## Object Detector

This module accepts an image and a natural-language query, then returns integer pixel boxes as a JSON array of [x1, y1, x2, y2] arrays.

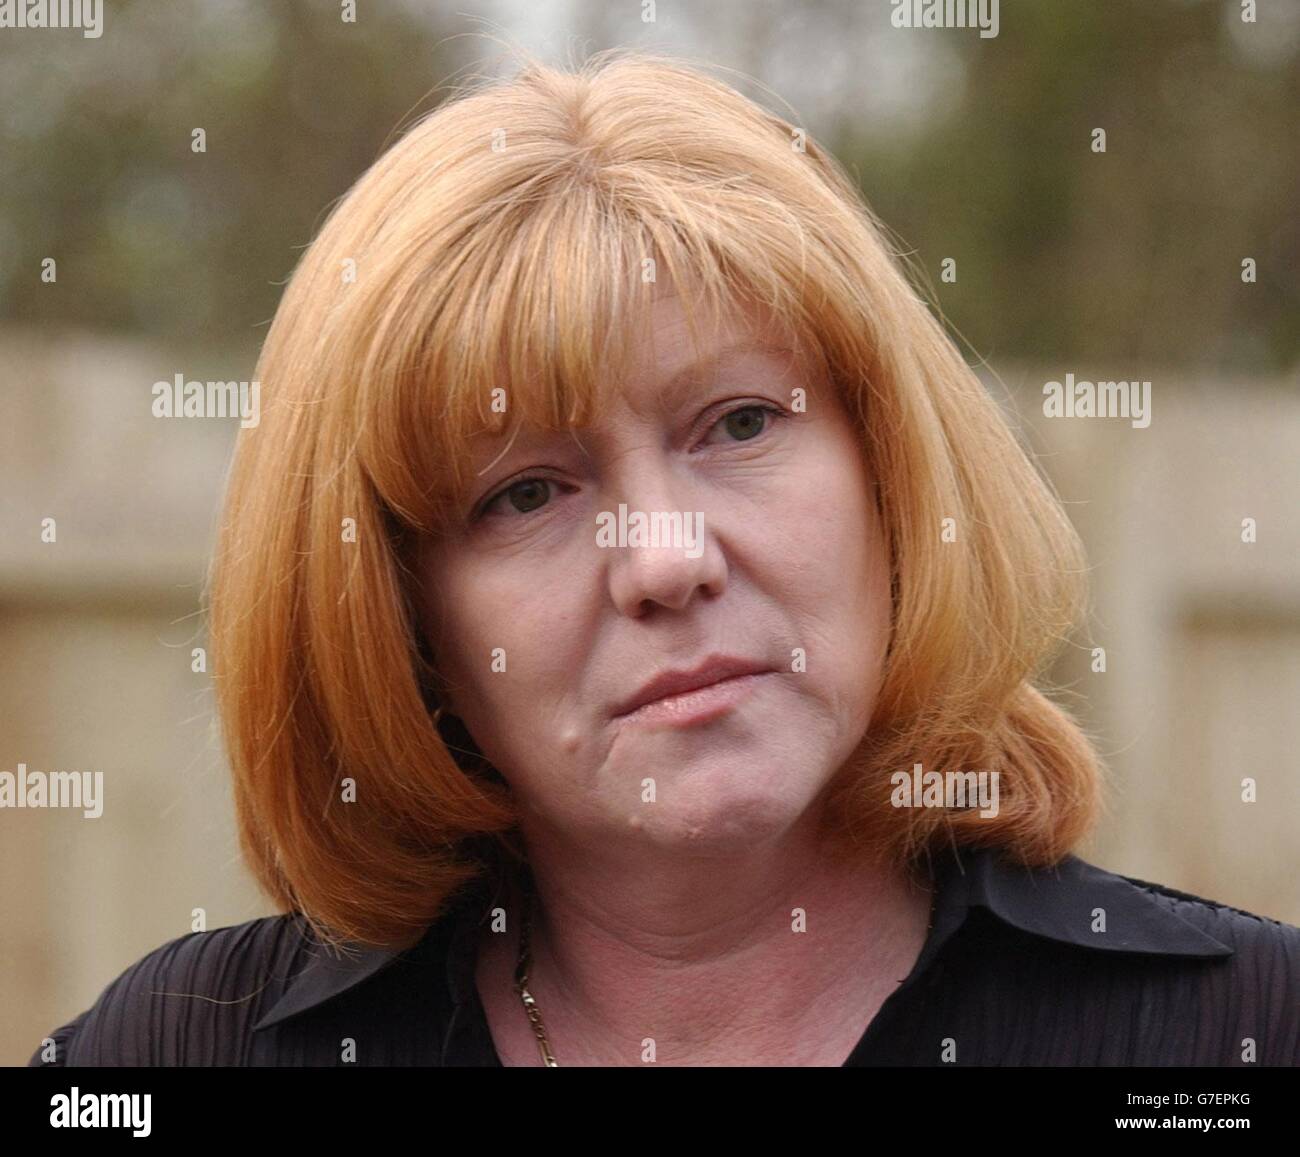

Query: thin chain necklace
[[513, 880, 559, 1066]]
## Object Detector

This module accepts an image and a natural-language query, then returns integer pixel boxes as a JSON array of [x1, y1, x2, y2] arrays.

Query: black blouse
[[27, 845, 1300, 1066]]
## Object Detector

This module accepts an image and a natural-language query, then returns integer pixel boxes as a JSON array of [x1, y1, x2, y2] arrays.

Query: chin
[[627, 768, 821, 853]]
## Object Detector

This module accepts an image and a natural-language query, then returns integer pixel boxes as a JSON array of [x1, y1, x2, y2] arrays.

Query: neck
[[477, 810, 935, 1066]]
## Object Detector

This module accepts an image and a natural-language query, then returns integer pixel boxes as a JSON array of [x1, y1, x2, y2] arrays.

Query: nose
[[602, 465, 727, 617]]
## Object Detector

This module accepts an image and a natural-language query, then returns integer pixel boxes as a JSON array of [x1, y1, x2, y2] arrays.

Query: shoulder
[[953, 849, 1300, 1063], [1115, 873, 1300, 1062], [1112, 870, 1300, 993], [1071, 867, 1300, 1063], [28, 913, 315, 1067]]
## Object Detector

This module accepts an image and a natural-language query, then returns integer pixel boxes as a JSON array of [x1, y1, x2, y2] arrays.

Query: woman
[[30, 49, 1298, 1067]]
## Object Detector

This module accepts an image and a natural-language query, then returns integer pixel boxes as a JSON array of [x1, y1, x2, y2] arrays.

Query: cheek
[[778, 439, 883, 597], [780, 446, 891, 699], [417, 554, 507, 713], [420, 553, 578, 735]]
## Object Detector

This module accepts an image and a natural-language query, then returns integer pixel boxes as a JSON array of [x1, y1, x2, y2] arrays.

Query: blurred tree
[[0, 0, 466, 356], [1, 0, 1295, 374], [831, 0, 1299, 373]]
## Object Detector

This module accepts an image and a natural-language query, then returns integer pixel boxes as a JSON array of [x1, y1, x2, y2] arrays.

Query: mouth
[[612, 657, 776, 727]]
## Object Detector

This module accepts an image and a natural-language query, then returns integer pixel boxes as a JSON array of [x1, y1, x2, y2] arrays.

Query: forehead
[[628, 292, 806, 399], [470, 293, 817, 462]]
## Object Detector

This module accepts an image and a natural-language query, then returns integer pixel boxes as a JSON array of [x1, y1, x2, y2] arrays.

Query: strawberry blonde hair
[[208, 48, 1102, 949]]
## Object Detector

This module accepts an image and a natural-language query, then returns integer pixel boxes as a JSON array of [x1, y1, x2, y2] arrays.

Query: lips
[[612, 655, 775, 719]]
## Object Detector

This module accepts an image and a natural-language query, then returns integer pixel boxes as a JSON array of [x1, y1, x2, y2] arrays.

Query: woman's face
[[416, 292, 892, 858]]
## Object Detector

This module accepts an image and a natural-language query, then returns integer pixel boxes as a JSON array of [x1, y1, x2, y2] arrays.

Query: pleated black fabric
[[28, 845, 1300, 1066]]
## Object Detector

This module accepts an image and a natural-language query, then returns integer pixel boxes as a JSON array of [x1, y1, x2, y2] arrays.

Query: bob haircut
[[209, 48, 1103, 949]]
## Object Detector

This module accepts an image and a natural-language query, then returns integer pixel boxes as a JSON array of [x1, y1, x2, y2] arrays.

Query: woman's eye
[[702, 403, 784, 445], [476, 405, 784, 520], [482, 477, 553, 518]]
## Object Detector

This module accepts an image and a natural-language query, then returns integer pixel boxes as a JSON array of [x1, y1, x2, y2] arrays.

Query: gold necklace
[[514, 881, 559, 1066]]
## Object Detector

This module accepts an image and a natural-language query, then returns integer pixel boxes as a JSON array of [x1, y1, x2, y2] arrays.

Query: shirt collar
[[939, 844, 1233, 958], [251, 844, 1232, 1033], [251, 867, 500, 1034]]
